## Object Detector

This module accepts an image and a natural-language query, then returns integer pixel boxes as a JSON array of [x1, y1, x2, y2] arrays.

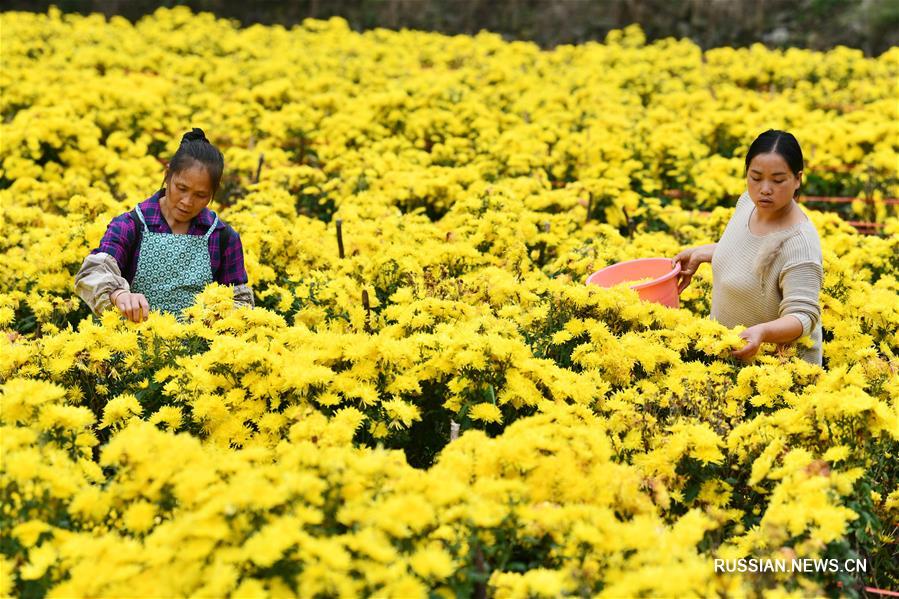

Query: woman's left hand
[[732, 324, 766, 361]]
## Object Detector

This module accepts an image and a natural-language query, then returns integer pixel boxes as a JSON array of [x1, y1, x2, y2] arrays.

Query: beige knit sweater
[[710, 191, 823, 365]]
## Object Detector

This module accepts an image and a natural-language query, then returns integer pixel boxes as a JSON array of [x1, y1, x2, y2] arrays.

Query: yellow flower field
[[1, 7, 897, 597]]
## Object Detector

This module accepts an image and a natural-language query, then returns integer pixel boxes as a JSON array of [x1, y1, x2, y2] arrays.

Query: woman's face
[[165, 163, 213, 222], [747, 152, 802, 213]]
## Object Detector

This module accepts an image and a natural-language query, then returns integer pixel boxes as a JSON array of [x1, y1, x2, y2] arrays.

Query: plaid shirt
[[91, 189, 249, 286]]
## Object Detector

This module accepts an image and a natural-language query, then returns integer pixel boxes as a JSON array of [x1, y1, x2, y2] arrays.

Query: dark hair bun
[[181, 127, 208, 144], [166, 127, 225, 196]]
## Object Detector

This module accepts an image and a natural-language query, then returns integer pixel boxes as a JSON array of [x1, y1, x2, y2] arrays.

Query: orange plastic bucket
[[585, 258, 681, 308]]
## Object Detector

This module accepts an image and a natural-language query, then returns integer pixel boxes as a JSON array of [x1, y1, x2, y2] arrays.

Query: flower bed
[[1, 8, 897, 597]]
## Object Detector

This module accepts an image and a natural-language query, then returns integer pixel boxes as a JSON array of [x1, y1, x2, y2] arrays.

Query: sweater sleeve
[[778, 260, 823, 336], [232, 283, 255, 308], [74, 252, 130, 316]]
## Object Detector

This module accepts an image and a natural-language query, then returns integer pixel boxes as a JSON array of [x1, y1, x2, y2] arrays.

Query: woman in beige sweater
[[672, 130, 823, 365]]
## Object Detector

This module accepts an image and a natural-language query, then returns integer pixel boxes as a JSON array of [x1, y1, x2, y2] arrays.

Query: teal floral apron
[[131, 204, 219, 316]]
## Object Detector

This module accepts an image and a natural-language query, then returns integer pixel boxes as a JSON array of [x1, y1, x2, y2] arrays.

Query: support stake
[[362, 289, 372, 333], [254, 153, 265, 183], [623, 207, 633, 238]]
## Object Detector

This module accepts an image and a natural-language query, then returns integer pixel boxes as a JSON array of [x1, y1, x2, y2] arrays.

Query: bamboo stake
[[254, 153, 264, 183], [362, 289, 372, 333]]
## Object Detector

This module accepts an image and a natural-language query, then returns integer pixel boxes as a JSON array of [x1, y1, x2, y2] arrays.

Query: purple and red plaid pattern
[[91, 189, 249, 285]]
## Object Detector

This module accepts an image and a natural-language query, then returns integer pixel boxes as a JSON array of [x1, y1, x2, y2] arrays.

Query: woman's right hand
[[111, 290, 150, 323], [672, 244, 715, 294]]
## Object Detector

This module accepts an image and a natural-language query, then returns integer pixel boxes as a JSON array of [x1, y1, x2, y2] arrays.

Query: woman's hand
[[731, 324, 766, 361], [111, 290, 150, 323], [672, 243, 716, 293]]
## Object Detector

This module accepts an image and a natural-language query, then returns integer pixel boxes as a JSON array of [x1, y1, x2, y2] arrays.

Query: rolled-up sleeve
[[778, 260, 823, 336]]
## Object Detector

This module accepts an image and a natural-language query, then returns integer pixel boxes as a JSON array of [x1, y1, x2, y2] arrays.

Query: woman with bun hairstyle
[[75, 128, 254, 322], [672, 129, 823, 365]]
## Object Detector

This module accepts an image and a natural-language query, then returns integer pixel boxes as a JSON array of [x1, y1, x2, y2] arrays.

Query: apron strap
[[204, 215, 219, 240], [133, 205, 150, 233]]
